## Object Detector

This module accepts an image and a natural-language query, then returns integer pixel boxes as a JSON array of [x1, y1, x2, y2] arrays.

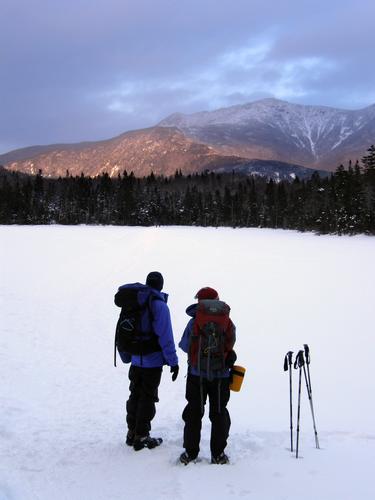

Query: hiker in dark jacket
[[115, 271, 179, 451], [179, 287, 236, 465]]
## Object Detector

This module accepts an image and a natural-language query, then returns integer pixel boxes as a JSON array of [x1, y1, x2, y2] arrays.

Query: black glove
[[170, 365, 179, 382], [225, 350, 237, 369]]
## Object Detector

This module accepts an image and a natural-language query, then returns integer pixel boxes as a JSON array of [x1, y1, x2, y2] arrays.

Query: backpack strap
[[218, 378, 221, 413]]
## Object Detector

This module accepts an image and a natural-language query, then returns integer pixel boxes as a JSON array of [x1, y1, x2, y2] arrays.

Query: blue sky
[[1, 0, 374, 153]]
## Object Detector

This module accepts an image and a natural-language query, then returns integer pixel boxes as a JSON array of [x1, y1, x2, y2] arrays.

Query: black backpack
[[114, 283, 161, 366]]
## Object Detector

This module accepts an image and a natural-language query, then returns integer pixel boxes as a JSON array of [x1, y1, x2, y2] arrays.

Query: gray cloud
[[0, 0, 374, 153]]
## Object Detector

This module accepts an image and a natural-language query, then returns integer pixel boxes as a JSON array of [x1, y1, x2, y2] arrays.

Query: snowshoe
[[179, 451, 198, 465], [133, 435, 163, 451], [211, 452, 229, 464]]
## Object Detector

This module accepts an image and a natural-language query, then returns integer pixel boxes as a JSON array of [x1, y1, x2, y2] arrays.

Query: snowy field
[[1, 226, 374, 500]]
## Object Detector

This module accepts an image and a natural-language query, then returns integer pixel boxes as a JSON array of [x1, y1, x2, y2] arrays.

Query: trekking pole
[[294, 350, 305, 459], [303, 344, 320, 449], [283, 351, 294, 452]]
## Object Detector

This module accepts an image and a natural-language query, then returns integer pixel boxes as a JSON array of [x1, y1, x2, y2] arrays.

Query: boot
[[211, 452, 229, 464], [179, 451, 198, 465], [133, 435, 163, 451]]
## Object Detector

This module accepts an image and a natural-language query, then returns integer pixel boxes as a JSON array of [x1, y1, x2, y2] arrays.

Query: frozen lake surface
[[1, 226, 374, 499]]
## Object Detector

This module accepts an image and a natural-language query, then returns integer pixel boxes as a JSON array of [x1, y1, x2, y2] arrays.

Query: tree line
[[1, 146, 375, 235]]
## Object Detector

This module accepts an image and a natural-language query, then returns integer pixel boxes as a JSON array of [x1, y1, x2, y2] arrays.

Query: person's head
[[194, 287, 219, 301], [146, 271, 164, 291]]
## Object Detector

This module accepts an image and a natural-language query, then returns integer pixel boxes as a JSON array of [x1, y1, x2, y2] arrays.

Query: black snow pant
[[182, 374, 231, 459], [126, 365, 163, 438]]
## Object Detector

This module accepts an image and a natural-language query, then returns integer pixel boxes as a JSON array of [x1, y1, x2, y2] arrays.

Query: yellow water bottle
[[230, 365, 246, 392]]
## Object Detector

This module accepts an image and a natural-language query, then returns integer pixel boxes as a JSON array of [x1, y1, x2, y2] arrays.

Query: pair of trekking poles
[[284, 344, 319, 458]]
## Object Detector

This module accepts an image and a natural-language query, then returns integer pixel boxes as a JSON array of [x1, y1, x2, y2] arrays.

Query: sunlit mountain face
[[2, 99, 374, 179]]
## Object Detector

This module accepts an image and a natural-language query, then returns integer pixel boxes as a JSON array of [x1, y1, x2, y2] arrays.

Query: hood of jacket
[[118, 282, 168, 306], [185, 303, 197, 318], [138, 285, 168, 306]]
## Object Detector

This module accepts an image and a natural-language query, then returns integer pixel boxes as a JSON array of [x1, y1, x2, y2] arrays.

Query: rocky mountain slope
[[159, 98, 375, 170], [2, 99, 373, 178], [2, 127, 249, 178]]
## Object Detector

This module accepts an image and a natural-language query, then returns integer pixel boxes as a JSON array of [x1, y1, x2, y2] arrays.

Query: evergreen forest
[[1, 146, 375, 235]]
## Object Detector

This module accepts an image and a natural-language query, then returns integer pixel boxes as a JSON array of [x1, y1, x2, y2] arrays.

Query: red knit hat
[[195, 287, 219, 300]]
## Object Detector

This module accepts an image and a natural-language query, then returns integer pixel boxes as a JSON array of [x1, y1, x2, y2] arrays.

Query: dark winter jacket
[[179, 303, 236, 378], [117, 284, 178, 368]]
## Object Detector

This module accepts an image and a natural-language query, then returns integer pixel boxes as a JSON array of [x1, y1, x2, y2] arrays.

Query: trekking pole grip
[[303, 344, 310, 364], [287, 351, 293, 365], [294, 350, 305, 369], [284, 351, 293, 371], [283, 355, 288, 371]]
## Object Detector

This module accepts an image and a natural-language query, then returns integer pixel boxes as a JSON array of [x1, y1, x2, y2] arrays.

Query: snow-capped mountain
[[1, 99, 374, 178], [159, 98, 375, 170]]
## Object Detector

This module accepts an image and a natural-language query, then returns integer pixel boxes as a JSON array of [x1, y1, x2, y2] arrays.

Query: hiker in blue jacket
[[115, 271, 179, 451], [179, 287, 237, 465]]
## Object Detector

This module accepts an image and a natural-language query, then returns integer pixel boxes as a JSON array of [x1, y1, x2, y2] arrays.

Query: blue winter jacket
[[117, 284, 178, 368], [179, 303, 236, 378]]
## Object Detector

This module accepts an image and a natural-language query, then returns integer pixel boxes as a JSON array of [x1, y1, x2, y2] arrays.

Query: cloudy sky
[[1, 0, 374, 153]]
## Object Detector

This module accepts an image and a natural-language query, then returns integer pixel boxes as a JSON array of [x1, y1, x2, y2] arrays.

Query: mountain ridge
[[2, 98, 374, 178], [158, 99, 375, 169]]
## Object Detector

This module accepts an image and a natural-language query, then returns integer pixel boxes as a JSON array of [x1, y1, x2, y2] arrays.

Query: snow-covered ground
[[1, 226, 374, 500]]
